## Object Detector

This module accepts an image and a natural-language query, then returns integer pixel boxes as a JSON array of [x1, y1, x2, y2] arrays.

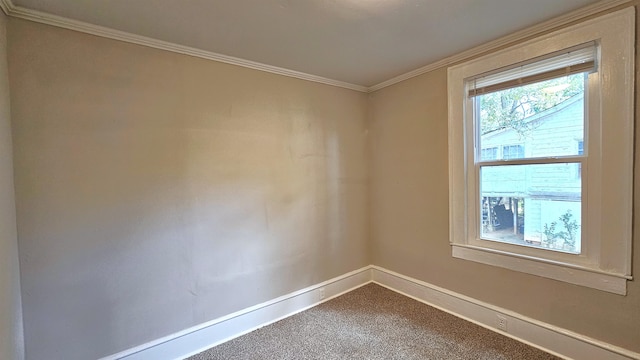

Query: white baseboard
[[102, 265, 639, 360], [371, 266, 640, 360], [102, 266, 373, 360]]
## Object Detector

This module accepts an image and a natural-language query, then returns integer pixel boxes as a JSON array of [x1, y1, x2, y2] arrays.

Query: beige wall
[[0, 11, 24, 360], [8, 19, 369, 360], [369, 3, 640, 354], [5, 3, 640, 360]]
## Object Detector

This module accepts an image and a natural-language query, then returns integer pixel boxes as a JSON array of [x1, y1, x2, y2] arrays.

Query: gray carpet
[[188, 283, 559, 360]]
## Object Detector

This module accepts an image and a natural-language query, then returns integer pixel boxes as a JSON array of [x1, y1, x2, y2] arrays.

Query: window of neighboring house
[[577, 140, 584, 155], [501, 145, 524, 160], [447, 9, 634, 295], [481, 147, 498, 160], [577, 140, 584, 179]]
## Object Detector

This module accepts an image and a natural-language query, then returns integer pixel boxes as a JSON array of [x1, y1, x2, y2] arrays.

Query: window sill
[[451, 244, 630, 295]]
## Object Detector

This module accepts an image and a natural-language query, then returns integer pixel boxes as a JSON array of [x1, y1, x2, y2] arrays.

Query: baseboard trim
[[101, 266, 373, 360], [102, 265, 639, 360], [371, 266, 640, 360]]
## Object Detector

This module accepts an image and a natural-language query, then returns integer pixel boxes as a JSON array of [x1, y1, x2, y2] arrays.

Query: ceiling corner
[[0, 0, 14, 16]]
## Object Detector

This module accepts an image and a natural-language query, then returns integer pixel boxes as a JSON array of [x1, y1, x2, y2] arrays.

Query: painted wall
[[8, 19, 369, 360], [6, 3, 639, 360], [369, 4, 640, 354], [0, 11, 24, 360]]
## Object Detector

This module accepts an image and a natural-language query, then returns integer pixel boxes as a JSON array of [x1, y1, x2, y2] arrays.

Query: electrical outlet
[[496, 314, 508, 332], [319, 287, 326, 300]]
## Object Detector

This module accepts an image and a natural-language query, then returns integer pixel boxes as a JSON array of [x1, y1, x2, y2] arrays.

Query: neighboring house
[[480, 93, 583, 252]]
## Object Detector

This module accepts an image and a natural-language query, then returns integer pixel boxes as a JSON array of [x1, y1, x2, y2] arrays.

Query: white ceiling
[[10, 0, 603, 87]]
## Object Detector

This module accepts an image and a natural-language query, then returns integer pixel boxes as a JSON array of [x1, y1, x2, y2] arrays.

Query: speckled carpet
[[187, 283, 559, 360]]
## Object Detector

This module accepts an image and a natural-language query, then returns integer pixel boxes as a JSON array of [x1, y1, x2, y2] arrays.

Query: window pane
[[477, 73, 585, 161], [480, 164, 581, 254]]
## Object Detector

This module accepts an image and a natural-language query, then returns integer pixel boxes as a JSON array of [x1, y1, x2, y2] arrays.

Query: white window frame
[[447, 8, 634, 295]]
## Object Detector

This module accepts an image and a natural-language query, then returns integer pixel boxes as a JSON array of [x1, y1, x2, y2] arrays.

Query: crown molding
[[368, 0, 632, 92], [0, 0, 13, 16], [0, 0, 369, 93], [0, 0, 632, 94]]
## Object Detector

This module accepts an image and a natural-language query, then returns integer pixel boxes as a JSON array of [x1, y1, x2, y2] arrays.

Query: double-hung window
[[447, 9, 634, 294]]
